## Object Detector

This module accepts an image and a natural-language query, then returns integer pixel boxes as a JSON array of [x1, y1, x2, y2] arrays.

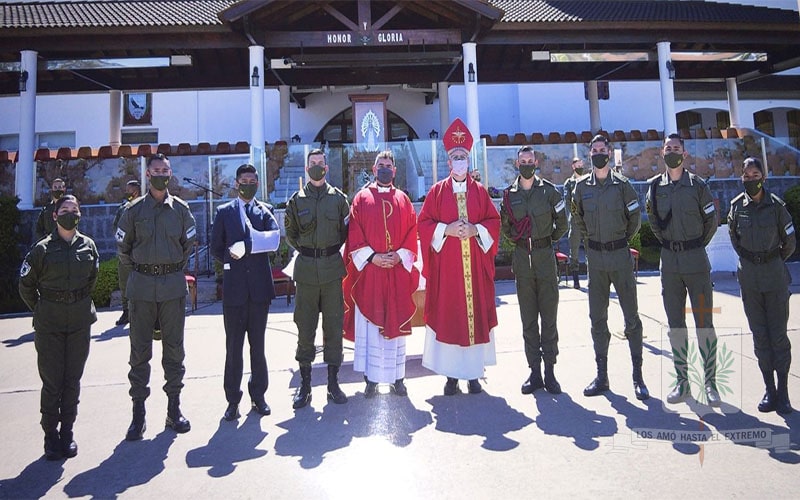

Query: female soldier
[[19, 194, 99, 459], [728, 158, 796, 415]]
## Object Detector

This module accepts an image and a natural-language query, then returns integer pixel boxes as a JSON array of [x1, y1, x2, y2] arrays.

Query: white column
[[16, 50, 37, 209], [587, 80, 601, 133], [109, 90, 122, 147], [249, 45, 266, 198], [279, 85, 290, 141], [462, 42, 480, 148], [657, 40, 678, 135], [725, 77, 741, 129], [437, 81, 449, 137]]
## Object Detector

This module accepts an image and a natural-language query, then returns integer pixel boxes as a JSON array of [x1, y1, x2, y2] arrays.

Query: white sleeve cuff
[[397, 248, 414, 272], [476, 224, 493, 254], [352, 246, 375, 271], [432, 223, 447, 252]]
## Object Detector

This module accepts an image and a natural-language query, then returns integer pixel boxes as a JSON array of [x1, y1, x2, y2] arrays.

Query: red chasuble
[[343, 184, 419, 341], [418, 176, 500, 347]]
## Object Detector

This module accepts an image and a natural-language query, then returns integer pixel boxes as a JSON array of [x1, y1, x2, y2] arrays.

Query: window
[[676, 111, 702, 131], [787, 109, 799, 149], [754, 111, 774, 137], [121, 129, 158, 145], [715, 111, 730, 130]]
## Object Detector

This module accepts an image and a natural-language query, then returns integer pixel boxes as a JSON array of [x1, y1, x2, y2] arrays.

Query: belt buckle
[[753, 254, 763, 264], [670, 241, 683, 252], [153, 264, 161, 276]]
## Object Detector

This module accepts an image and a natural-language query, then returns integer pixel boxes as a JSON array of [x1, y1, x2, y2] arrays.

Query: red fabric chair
[[271, 268, 295, 305], [555, 252, 569, 283], [629, 248, 640, 278], [185, 274, 197, 311]]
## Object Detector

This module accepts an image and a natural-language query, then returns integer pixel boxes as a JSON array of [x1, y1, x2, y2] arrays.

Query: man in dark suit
[[211, 164, 280, 421]]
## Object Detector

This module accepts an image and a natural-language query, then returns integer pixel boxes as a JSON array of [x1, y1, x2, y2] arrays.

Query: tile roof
[[489, 0, 798, 24], [0, 0, 237, 28]]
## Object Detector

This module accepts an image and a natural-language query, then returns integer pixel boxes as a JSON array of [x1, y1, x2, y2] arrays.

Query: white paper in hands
[[229, 241, 246, 259]]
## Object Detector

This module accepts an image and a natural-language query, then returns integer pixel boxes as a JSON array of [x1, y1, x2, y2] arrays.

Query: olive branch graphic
[[670, 338, 735, 405]]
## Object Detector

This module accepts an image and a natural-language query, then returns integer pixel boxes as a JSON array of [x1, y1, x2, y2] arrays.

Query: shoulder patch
[[703, 202, 715, 214], [186, 226, 196, 240], [785, 222, 795, 236], [115, 227, 126, 243], [626, 199, 640, 212], [554, 199, 566, 213], [19, 260, 31, 277]]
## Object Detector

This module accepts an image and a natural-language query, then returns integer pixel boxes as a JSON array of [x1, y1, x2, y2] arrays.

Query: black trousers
[[223, 301, 270, 404], [35, 326, 91, 432]]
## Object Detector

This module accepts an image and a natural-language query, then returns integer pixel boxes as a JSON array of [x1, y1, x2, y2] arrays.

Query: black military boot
[[59, 426, 78, 458], [702, 349, 721, 407], [572, 271, 580, 290], [667, 362, 691, 404], [115, 310, 129, 326], [758, 369, 777, 413], [165, 395, 191, 433], [521, 361, 544, 395], [326, 365, 348, 404], [631, 356, 649, 401], [125, 400, 146, 441], [292, 365, 312, 409], [776, 371, 793, 415], [583, 357, 610, 396], [44, 430, 62, 461], [544, 362, 562, 394]]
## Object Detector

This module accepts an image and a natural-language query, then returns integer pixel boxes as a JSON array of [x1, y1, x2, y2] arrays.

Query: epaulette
[[172, 196, 190, 209], [771, 193, 786, 206], [540, 177, 556, 188], [612, 171, 631, 182], [730, 192, 747, 205]]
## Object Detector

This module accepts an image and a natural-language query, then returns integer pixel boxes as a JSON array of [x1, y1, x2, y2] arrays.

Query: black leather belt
[[662, 237, 704, 252], [299, 245, 341, 258], [740, 247, 781, 265], [518, 237, 552, 250], [588, 238, 628, 251], [39, 284, 92, 304], [133, 262, 183, 276]]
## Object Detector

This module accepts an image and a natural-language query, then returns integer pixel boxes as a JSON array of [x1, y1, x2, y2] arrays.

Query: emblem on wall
[[123, 93, 152, 126]]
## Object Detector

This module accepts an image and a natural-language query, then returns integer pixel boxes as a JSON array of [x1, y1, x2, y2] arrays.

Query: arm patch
[[115, 227, 126, 243], [703, 202, 715, 214]]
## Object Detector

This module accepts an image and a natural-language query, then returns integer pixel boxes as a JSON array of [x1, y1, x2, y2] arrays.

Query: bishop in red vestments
[[418, 118, 500, 396], [343, 151, 419, 397]]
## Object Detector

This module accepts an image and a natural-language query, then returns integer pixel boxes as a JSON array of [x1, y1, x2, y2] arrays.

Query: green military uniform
[[34, 200, 57, 242], [728, 189, 796, 377], [563, 175, 585, 273], [572, 169, 645, 395], [501, 176, 568, 370], [285, 181, 349, 367], [116, 191, 196, 402], [114, 198, 134, 317], [19, 230, 99, 437], [646, 170, 718, 398]]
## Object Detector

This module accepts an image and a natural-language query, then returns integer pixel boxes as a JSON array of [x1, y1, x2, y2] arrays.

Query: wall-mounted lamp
[[467, 63, 476, 83], [429, 129, 438, 139], [666, 60, 675, 80], [19, 70, 28, 92], [291, 134, 301, 143], [251, 66, 260, 87]]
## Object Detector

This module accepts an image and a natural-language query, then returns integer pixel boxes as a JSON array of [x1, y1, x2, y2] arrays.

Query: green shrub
[[784, 184, 800, 256], [495, 231, 515, 266], [92, 257, 120, 308], [0, 196, 26, 314]]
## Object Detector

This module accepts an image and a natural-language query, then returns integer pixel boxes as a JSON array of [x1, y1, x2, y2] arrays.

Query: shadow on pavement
[[92, 325, 130, 342], [427, 391, 534, 451], [63, 430, 176, 498], [1, 331, 34, 348], [274, 392, 432, 469], [186, 412, 268, 477], [0, 457, 64, 499], [607, 393, 701, 455], [534, 391, 618, 451]]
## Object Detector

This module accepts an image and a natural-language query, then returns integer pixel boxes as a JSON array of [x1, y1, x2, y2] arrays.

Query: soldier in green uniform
[[19, 194, 99, 460], [572, 135, 649, 400], [646, 133, 720, 406], [34, 177, 66, 242], [116, 153, 196, 440], [563, 158, 586, 289], [284, 148, 350, 409], [113, 179, 141, 326], [501, 145, 568, 395], [728, 157, 796, 414]]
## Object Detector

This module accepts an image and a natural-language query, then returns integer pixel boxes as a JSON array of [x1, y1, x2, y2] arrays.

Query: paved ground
[[1, 265, 800, 499]]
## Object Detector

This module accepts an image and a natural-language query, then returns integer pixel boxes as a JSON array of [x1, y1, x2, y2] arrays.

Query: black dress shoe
[[223, 403, 240, 421], [251, 400, 271, 416], [60, 430, 78, 458], [115, 310, 129, 326], [364, 381, 378, 399], [583, 376, 610, 397], [44, 431, 62, 461], [468, 379, 482, 394], [521, 372, 544, 395], [392, 379, 408, 397], [443, 377, 459, 396], [758, 390, 777, 413]]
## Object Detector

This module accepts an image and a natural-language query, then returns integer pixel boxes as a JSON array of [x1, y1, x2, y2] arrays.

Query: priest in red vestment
[[343, 151, 419, 398], [418, 118, 501, 396]]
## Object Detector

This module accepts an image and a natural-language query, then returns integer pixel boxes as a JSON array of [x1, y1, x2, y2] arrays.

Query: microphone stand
[[183, 178, 222, 276]]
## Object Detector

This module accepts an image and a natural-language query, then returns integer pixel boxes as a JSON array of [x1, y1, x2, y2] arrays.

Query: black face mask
[[518, 163, 536, 180], [591, 154, 609, 169], [149, 175, 170, 191], [744, 179, 764, 197], [51, 189, 65, 200], [376, 167, 394, 185], [57, 212, 80, 231], [574, 167, 585, 176], [308, 165, 326, 181], [664, 152, 684, 169], [238, 184, 258, 200]]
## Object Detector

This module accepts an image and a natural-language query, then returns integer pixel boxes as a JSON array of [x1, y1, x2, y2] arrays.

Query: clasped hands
[[444, 218, 478, 240], [372, 250, 401, 269]]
